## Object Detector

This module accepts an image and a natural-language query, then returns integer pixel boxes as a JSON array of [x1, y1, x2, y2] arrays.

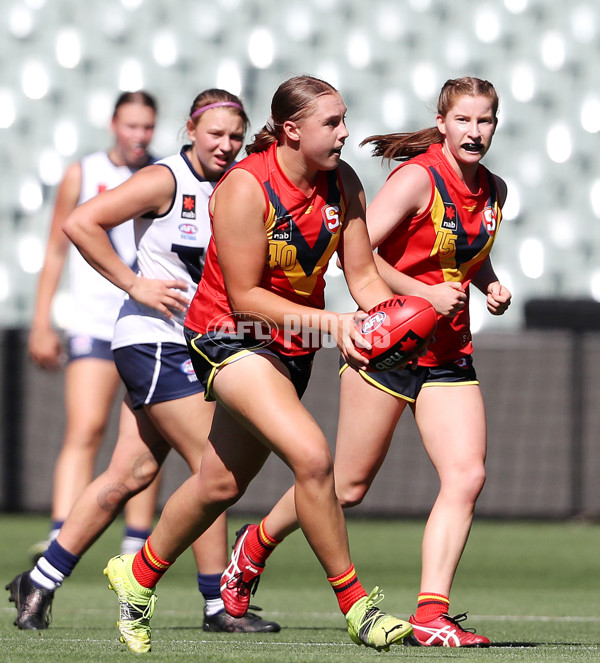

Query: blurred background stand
[[525, 298, 600, 518]]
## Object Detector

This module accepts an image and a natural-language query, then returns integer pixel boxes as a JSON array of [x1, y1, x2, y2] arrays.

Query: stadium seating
[[1, 0, 599, 330]]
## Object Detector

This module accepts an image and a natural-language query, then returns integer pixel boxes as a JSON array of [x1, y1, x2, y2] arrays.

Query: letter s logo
[[483, 207, 497, 236], [322, 205, 341, 234]]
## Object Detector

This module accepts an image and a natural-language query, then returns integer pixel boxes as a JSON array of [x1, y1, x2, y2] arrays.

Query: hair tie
[[191, 101, 243, 119]]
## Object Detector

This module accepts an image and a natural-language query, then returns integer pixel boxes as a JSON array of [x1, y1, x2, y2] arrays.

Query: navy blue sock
[[197, 572, 221, 601], [44, 539, 80, 576], [123, 526, 151, 539], [48, 520, 64, 540], [30, 539, 80, 591]]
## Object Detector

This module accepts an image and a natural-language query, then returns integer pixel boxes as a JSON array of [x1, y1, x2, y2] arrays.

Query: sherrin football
[[356, 295, 437, 372]]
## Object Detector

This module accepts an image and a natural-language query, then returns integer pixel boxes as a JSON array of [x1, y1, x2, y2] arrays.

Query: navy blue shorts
[[67, 335, 113, 362], [340, 355, 478, 403], [184, 327, 314, 402], [113, 342, 203, 409]]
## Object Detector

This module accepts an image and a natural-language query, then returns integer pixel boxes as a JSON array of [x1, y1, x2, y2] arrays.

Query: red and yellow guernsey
[[378, 143, 502, 366], [185, 142, 347, 355]]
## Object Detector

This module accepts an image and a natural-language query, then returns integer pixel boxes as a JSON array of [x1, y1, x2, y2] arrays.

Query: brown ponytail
[[362, 76, 499, 162], [246, 75, 337, 155]]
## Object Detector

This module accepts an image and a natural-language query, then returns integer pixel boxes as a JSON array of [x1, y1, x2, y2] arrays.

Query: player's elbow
[[62, 211, 83, 245]]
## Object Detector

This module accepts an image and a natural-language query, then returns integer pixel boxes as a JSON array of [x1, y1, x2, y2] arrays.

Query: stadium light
[[18, 234, 45, 274], [347, 30, 371, 69], [56, 27, 81, 69], [248, 27, 275, 69], [580, 95, 600, 133], [153, 30, 178, 67], [546, 123, 572, 164], [38, 149, 64, 186], [216, 59, 242, 96], [53, 119, 78, 157], [0, 89, 16, 129], [9, 5, 34, 38], [22, 60, 49, 100], [541, 31, 566, 71], [511, 64, 535, 102], [119, 58, 144, 92], [19, 177, 43, 213], [520, 238, 544, 279]]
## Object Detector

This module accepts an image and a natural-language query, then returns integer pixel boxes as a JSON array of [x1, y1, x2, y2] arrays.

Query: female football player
[[8, 89, 278, 638], [27, 91, 160, 560], [219, 76, 511, 648], [101, 75, 414, 653]]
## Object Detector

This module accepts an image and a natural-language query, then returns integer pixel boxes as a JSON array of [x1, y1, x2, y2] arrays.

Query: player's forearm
[[471, 256, 498, 294], [373, 254, 429, 299], [64, 221, 137, 294]]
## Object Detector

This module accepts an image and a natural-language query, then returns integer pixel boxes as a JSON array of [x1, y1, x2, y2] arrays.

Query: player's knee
[[293, 448, 334, 486], [444, 464, 486, 503], [196, 472, 244, 508], [104, 458, 159, 495], [63, 425, 106, 452], [465, 464, 486, 497], [130, 454, 161, 489], [336, 482, 368, 508]]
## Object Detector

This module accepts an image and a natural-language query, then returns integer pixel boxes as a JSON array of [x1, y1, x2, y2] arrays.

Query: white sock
[[30, 558, 64, 592], [204, 597, 225, 616], [120, 535, 146, 555]]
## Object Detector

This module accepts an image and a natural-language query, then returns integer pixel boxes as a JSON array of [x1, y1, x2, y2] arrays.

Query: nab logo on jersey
[[181, 194, 196, 220], [322, 205, 341, 234], [273, 215, 292, 241], [441, 204, 458, 231]]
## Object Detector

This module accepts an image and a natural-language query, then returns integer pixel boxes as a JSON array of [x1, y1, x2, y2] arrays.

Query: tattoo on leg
[[97, 483, 129, 513]]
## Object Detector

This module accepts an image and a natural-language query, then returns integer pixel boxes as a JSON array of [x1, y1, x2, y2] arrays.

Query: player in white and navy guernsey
[[110, 147, 214, 406], [67, 150, 141, 347], [25, 91, 160, 567], [11, 89, 279, 639]]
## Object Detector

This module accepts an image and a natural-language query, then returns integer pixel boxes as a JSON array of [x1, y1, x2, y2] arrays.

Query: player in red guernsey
[[219, 77, 511, 648], [186, 142, 346, 359], [102, 75, 414, 652], [341, 77, 511, 646]]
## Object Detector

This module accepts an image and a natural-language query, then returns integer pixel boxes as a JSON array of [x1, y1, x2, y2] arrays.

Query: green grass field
[[1, 514, 598, 662]]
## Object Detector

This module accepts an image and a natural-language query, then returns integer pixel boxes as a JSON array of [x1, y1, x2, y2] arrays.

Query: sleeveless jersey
[[185, 142, 347, 356], [378, 143, 502, 366], [67, 151, 153, 340], [112, 147, 214, 349]]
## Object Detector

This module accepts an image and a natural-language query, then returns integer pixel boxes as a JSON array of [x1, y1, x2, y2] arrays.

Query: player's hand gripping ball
[[356, 295, 437, 372]]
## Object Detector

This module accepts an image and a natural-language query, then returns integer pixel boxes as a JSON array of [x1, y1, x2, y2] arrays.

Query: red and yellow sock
[[328, 564, 367, 615], [131, 537, 174, 589], [243, 519, 280, 566], [415, 592, 450, 622]]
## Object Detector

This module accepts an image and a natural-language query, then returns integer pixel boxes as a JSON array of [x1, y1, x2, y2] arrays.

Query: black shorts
[[113, 342, 203, 409], [184, 327, 314, 402], [340, 355, 478, 403]]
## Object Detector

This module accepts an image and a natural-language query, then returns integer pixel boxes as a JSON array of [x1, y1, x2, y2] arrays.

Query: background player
[[27, 91, 162, 560], [219, 76, 511, 648], [7, 89, 278, 636]]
